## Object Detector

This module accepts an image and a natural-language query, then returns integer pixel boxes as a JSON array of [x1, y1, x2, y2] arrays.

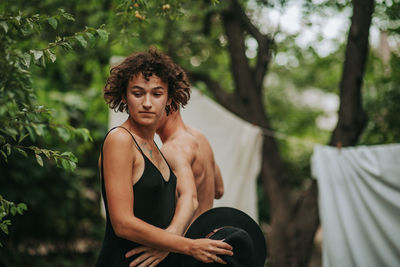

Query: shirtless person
[[158, 109, 224, 222], [127, 109, 224, 266]]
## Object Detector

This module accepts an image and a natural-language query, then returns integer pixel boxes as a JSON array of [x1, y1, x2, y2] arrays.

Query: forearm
[[167, 194, 198, 236], [115, 215, 193, 254]]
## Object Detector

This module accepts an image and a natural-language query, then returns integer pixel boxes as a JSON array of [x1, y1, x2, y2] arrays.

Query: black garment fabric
[[95, 127, 178, 267]]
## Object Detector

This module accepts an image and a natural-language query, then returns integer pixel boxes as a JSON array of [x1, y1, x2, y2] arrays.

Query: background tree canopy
[[0, 0, 399, 266]]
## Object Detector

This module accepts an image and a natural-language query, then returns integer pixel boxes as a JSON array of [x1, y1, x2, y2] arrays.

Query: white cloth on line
[[108, 89, 263, 221], [311, 144, 400, 267]]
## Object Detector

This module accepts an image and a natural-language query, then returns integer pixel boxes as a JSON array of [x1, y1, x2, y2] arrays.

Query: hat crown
[[211, 227, 255, 267]]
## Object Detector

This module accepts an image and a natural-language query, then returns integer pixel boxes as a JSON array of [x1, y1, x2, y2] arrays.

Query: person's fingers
[[205, 252, 215, 263], [214, 255, 227, 264], [149, 258, 162, 267], [129, 252, 152, 267], [213, 247, 234, 256], [126, 246, 150, 258], [137, 255, 156, 267], [214, 240, 233, 250]]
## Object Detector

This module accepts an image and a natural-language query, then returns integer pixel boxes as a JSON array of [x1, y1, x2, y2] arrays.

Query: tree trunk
[[191, 0, 375, 266]]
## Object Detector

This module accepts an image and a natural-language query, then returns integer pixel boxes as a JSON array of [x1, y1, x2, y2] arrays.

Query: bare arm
[[162, 143, 199, 236], [214, 163, 224, 199]]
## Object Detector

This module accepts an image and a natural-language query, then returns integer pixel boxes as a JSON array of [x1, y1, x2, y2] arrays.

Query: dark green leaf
[[47, 17, 58, 30], [0, 224, 8, 235], [10, 206, 17, 216], [17, 203, 28, 211], [16, 148, 28, 158], [0, 150, 7, 162]]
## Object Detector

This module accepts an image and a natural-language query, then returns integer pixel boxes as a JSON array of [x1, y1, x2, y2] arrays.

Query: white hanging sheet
[[108, 89, 263, 221], [311, 144, 400, 267]]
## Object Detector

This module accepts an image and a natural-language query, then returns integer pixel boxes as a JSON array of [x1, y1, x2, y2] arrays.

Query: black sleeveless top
[[95, 127, 177, 267]]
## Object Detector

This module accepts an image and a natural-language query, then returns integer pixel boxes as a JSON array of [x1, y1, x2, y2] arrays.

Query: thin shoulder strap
[[115, 126, 144, 153], [100, 126, 143, 183]]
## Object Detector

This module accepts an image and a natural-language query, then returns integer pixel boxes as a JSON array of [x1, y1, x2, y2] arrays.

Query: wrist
[[184, 238, 195, 256], [166, 226, 178, 235]]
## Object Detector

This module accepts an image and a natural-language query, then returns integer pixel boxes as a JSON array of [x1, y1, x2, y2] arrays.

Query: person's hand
[[126, 246, 169, 267], [189, 238, 233, 264]]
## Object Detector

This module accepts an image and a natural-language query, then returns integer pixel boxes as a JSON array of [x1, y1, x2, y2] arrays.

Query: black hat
[[180, 207, 267, 267]]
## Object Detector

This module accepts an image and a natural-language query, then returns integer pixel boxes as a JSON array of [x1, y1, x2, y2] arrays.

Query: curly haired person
[[95, 48, 232, 267]]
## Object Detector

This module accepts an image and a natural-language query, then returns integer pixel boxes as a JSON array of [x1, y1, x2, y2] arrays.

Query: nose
[[143, 94, 152, 109]]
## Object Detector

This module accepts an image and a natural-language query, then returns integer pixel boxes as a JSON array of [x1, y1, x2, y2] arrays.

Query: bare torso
[[186, 126, 217, 218], [161, 125, 219, 220]]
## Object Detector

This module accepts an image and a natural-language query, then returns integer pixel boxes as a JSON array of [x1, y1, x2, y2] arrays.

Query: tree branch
[[330, 0, 374, 146], [188, 71, 245, 117], [233, 0, 274, 92]]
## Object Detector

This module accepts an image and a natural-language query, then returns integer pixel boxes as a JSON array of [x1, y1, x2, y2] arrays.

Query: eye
[[132, 91, 143, 97], [153, 91, 163, 97]]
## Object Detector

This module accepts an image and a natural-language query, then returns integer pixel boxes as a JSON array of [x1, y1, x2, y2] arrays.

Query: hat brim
[[180, 207, 267, 267]]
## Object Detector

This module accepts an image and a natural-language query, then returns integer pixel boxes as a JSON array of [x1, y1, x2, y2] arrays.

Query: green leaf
[[85, 32, 95, 44], [16, 148, 28, 158], [56, 127, 71, 142], [60, 158, 70, 170], [17, 203, 28, 211], [10, 206, 17, 216], [75, 35, 87, 48], [0, 150, 7, 162], [0, 21, 8, 33], [4, 127, 18, 141], [42, 149, 51, 159], [26, 126, 36, 142], [60, 9, 75, 21], [0, 224, 9, 235], [31, 50, 44, 61], [47, 17, 58, 30], [21, 53, 32, 68], [61, 151, 78, 162], [45, 49, 56, 63], [96, 29, 109, 42], [4, 144, 11, 156], [33, 124, 46, 136], [69, 161, 77, 171], [18, 133, 29, 144], [61, 42, 73, 50], [35, 154, 43, 167]]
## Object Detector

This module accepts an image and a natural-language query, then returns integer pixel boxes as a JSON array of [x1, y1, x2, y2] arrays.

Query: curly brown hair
[[104, 47, 191, 115]]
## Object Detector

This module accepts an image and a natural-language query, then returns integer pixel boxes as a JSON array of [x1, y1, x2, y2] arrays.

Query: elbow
[[215, 187, 224, 199], [112, 219, 131, 239]]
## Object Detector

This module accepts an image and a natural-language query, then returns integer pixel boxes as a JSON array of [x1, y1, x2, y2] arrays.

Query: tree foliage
[[0, 4, 107, 263]]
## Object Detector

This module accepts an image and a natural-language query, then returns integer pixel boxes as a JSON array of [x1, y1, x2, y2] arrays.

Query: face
[[124, 73, 170, 127]]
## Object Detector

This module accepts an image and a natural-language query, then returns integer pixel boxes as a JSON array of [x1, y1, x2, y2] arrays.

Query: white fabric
[[311, 144, 400, 267], [108, 89, 263, 221]]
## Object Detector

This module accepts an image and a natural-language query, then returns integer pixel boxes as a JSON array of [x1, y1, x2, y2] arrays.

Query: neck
[[125, 116, 155, 142], [157, 110, 185, 143]]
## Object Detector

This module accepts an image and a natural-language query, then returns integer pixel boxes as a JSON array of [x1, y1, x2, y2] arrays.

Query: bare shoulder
[[103, 127, 137, 158], [161, 130, 198, 162], [186, 126, 212, 148]]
